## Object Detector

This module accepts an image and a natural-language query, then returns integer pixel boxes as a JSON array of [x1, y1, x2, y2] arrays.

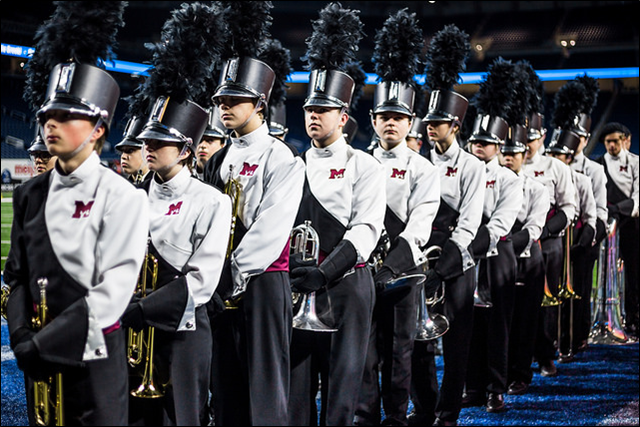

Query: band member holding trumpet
[[119, 4, 231, 425], [354, 10, 440, 426], [596, 122, 639, 340], [287, 4, 385, 425], [5, 3, 150, 425], [203, 4, 305, 425], [409, 25, 486, 427], [464, 59, 525, 413]]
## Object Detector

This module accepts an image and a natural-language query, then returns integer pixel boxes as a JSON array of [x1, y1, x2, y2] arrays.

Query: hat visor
[[213, 85, 258, 100], [137, 126, 184, 144], [500, 146, 526, 154], [373, 105, 412, 116], [422, 112, 453, 123], [469, 133, 503, 145], [37, 100, 100, 122], [115, 137, 143, 151], [303, 96, 345, 109]]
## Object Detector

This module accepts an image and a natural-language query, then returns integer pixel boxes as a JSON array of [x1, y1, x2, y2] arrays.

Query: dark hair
[[599, 122, 631, 143]]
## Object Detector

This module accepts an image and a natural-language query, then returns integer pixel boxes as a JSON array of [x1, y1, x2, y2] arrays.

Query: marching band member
[[195, 108, 227, 179], [355, 10, 440, 426], [596, 122, 639, 340], [203, 4, 305, 425], [523, 97, 577, 378], [27, 128, 57, 175], [409, 25, 486, 427], [464, 59, 525, 413], [5, 3, 149, 425], [119, 4, 230, 425], [567, 78, 609, 350], [115, 116, 151, 184], [287, 4, 385, 425]]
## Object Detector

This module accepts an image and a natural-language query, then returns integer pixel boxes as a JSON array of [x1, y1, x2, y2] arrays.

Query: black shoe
[[557, 353, 575, 363], [433, 418, 457, 426], [461, 391, 484, 408], [540, 360, 557, 377], [576, 340, 589, 352], [507, 380, 529, 395], [407, 410, 434, 427], [486, 393, 505, 413]]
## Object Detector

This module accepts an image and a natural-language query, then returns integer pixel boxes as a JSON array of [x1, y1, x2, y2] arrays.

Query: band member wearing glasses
[[27, 129, 57, 175]]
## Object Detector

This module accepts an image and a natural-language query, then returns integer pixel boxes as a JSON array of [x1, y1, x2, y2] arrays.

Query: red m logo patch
[[166, 201, 183, 216], [240, 163, 259, 177], [72, 201, 94, 219], [391, 168, 406, 179], [620, 165, 628, 172], [486, 180, 496, 188], [534, 171, 544, 177], [329, 168, 345, 179], [445, 167, 457, 177]]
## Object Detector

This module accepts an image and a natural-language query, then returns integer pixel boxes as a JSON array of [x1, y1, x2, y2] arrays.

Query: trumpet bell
[[415, 311, 449, 341], [131, 383, 164, 399], [292, 292, 337, 332], [380, 273, 426, 295]]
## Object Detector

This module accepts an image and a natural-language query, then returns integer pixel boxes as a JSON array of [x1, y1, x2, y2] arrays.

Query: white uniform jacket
[[571, 169, 597, 231], [514, 172, 550, 257], [147, 167, 232, 330], [602, 149, 639, 217], [571, 152, 609, 224], [430, 139, 486, 271], [373, 141, 440, 266], [479, 156, 523, 257], [304, 136, 386, 263]]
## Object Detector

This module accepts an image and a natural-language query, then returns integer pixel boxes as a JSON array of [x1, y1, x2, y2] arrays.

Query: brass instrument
[[1, 284, 10, 320], [290, 220, 337, 332], [128, 251, 163, 398], [368, 230, 426, 294], [415, 246, 449, 341], [473, 263, 493, 308], [223, 164, 244, 309], [541, 277, 561, 307], [558, 222, 581, 362], [588, 218, 629, 344], [32, 278, 64, 426]]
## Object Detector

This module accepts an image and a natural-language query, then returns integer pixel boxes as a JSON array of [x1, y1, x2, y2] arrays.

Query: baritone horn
[[32, 278, 64, 426], [223, 164, 245, 309], [415, 246, 449, 341], [368, 230, 426, 294], [290, 220, 337, 332], [128, 250, 163, 398]]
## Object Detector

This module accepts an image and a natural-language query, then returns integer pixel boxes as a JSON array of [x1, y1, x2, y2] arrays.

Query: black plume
[[472, 57, 518, 122], [518, 60, 544, 115], [551, 80, 587, 129], [141, 2, 228, 108], [425, 24, 470, 92], [344, 61, 367, 111], [372, 8, 423, 85], [303, 2, 365, 72], [23, 1, 127, 111], [511, 60, 539, 126], [221, 1, 273, 60], [574, 74, 599, 115], [258, 38, 292, 106]]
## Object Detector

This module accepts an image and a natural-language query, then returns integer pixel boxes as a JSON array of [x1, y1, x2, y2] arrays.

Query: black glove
[[608, 204, 620, 219], [206, 292, 226, 320], [13, 336, 56, 381], [423, 269, 442, 300], [434, 239, 464, 281], [216, 259, 234, 301], [542, 210, 568, 239], [289, 252, 317, 271], [121, 302, 145, 332], [511, 229, 530, 256], [595, 218, 607, 244], [290, 267, 326, 294], [470, 225, 490, 259], [373, 266, 394, 294]]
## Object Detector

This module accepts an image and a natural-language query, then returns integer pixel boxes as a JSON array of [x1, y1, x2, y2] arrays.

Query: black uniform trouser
[[25, 327, 128, 426], [129, 306, 211, 426], [289, 267, 375, 426], [534, 236, 563, 365], [356, 279, 420, 425], [619, 218, 639, 332], [212, 272, 292, 426], [411, 267, 475, 423], [466, 240, 517, 395], [508, 242, 545, 384]]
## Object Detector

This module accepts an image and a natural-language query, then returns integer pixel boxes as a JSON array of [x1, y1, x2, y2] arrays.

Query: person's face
[[500, 151, 525, 173], [525, 135, 545, 160], [373, 112, 412, 149], [196, 136, 224, 169], [41, 110, 103, 159], [547, 151, 571, 165], [216, 96, 260, 133], [304, 106, 347, 147], [143, 139, 186, 179], [471, 141, 499, 162], [603, 132, 625, 156], [406, 137, 423, 153], [30, 150, 57, 174], [425, 120, 455, 144], [119, 146, 144, 176]]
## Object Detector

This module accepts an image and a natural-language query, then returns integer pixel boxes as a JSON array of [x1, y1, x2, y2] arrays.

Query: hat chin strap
[[325, 107, 348, 141], [236, 99, 264, 132]]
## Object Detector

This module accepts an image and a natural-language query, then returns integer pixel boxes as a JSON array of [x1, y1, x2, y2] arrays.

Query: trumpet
[[290, 220, 337, 332], [558, 222, 580, 362], [128, 251, 163, 399], [415, 246, 449, 341], [368, 231, 426, 294], [32, 278, 64, 426], [223, 164, 244, 309]]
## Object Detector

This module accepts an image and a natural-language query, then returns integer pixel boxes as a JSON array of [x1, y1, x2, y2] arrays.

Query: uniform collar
[[485, 155, 500, 172], [375, 140, 408, 159], [433, 139, 460, 162], [151, 166, 191, 198], [53, 151, 100, 187], [309, 135, 347, 158], [526, 150, 542, 165], [229, 123, 270, 149]]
